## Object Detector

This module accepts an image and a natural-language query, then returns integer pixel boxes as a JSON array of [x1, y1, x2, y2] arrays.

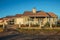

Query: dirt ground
[[0, 29, 60, 40]]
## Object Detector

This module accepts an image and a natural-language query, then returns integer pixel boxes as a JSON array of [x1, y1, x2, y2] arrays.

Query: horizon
[[0, 0, 60, 18]]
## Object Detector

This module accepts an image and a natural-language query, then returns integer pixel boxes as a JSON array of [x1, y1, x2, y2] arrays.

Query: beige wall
[[23, 16, 29, 24], [0, 20, 7, 25], [15, 17, 24, 24], [43, 17, 48, 24], [14, 16, 29, 24]]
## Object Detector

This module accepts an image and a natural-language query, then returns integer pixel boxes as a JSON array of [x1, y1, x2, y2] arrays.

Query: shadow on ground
[[0, 29, 60, 40]]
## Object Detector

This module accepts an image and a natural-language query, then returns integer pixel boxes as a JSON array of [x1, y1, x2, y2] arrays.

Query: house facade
[[0, 8, 58, 28]]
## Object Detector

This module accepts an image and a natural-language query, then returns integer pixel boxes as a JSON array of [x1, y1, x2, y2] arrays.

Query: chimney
[[32, 8, 36, 14]]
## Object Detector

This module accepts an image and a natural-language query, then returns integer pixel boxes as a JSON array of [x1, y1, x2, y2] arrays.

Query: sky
[[0, 0, 60, 18]]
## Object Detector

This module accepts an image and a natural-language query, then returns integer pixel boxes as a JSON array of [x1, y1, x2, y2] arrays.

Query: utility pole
[[50, 18, 52, 28]]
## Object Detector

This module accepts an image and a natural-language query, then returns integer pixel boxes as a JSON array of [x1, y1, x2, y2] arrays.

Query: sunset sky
[[0, 0, 60, 18]]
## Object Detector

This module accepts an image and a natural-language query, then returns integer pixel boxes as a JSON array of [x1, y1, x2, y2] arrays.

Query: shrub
[[31, 24, 39, 27], [52, 24, 57, 27], [44, 22, 50, 27], [26, 24, 29, 27], [21, 24, 26, 27]]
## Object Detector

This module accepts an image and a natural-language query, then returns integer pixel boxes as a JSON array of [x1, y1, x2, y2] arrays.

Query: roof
[[23, 11, 49, 17], [6, 16, 14, 18], [2, 10, 58, 18], [37, 11, 49, 17], [48, 12, 58, 17], [5, 16, 15, 18], [3, 16, 15, 20], [15, 14, 22, 17], [0, 18, 3, 20], [23, 11, 58, 17]]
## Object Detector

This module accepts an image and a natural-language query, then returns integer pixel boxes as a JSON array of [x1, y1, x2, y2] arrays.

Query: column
[[28, 21, 31, 28], [34, 17, 36, 24], [28, 18, 31, 27], [50, 18, 52, 28], [40, 21, 41, 28], [39, 18, 41, 28], [50, 22, 52, 28], [3, 23, 5, 29], [19, 23, 21, 28]]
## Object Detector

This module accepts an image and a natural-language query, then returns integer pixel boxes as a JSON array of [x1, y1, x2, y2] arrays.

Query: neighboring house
[[0, 8, 58, 28], [3, 16, 14, 25], [0, 18, 4, 25], [57, 19, 60, 27], [57, 19, 60, 24]]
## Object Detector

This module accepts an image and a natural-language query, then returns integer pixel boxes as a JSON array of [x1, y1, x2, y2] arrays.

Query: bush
[[52, 24, 57, 27], [31, 24, 39, 27], [44, 22, 50, 27], [21, 24, 26, 27]]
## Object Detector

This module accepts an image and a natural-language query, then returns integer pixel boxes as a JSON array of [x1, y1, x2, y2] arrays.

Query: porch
[[18, 17, 53, 28], [1, 17, 54, 29]]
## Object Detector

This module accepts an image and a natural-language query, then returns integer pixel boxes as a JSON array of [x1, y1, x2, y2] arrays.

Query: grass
[[16, 28, 60, 35], [0, 26, 60, 35]]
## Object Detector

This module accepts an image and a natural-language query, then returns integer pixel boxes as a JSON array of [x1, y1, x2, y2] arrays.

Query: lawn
[[0, 26, 60, 35], [16, 28, 60, 35]]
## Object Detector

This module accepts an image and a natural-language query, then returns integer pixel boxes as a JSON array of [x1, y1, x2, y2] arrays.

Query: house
[[0, 8, 58, 29], [14, 8, 58, 28]]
